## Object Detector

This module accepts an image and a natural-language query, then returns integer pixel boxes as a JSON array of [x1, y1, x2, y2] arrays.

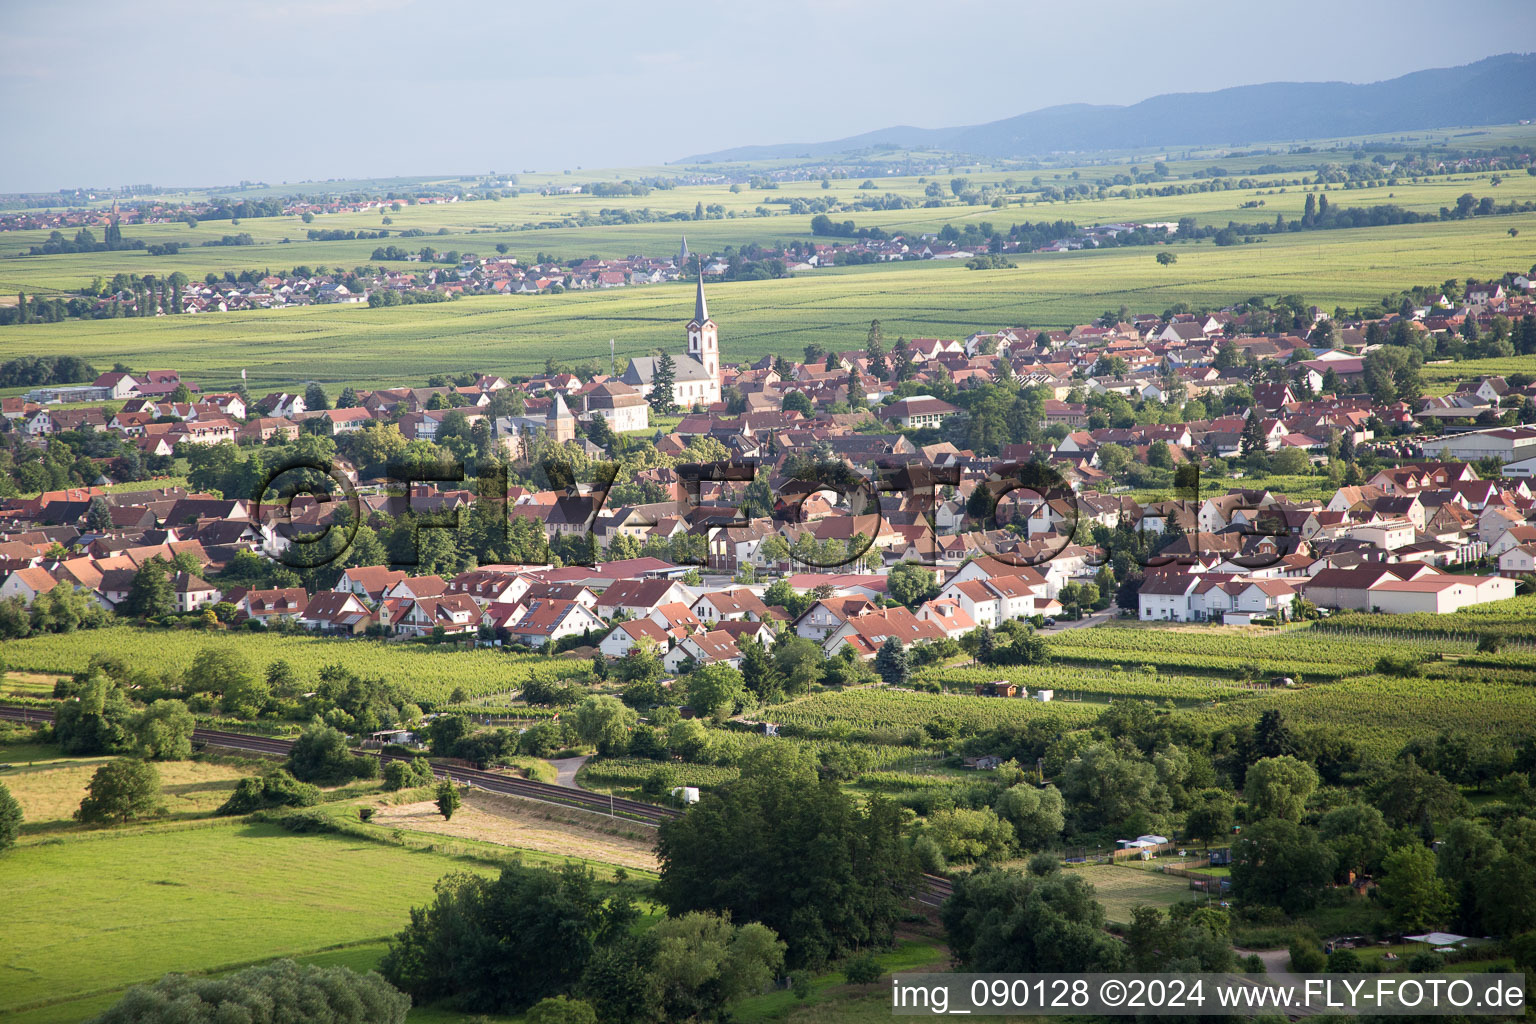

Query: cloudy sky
[[2, 0, 1533, 192]]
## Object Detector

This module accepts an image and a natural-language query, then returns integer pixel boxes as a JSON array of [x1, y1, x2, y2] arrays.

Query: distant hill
[[683, 54, 1536, 162]]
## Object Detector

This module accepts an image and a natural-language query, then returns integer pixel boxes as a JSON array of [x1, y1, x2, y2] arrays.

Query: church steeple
[[693, 258, 710, 325], [678, 234, 690, 269], [686, 257, 720, 387]]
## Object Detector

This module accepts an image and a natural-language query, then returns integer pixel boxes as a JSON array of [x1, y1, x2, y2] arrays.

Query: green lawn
[[0, 819, 499, 1023]]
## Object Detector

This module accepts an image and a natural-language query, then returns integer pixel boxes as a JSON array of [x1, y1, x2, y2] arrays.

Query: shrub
[[524, 995, 598, 1024], [843, 952, 883, 985], [1289, 936, 1327, 972], [287, 726, 377, 784], [217, 769, 320, 815], [382, 758, 435, 791], [86, 958, 408, 1024], [0, 781, 21, 853], [1243, 953, 1265, 973], [1327, 949, 1363, 973], [359, 807, 376, 822]]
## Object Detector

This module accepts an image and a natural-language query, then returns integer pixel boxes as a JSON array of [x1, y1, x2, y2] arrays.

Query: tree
[[86, 496, 113, 532], [925, 807, 1015, 862], [873, 637, 910, 686], [1184, 788, 1236, 849], [992, 784, 1064, 849], [1379, 844, 1453, 932], [382, 863, 634, 1012], [738, 635, 783, 704], [1156, 251, 1177, 266], [76, 758, 161, 824], [1229, 818, 1335, 913], [685, 665, 748, 719], [648, 353, 677, 415], [305, 382, 331, 411], [435, 779, 462, 820], [942, 865, 1126, 972], [1320, 802, 1390, 881], [1244, 755, 1318, 822], [656, 745, 914, 968], [573, 694, 638, 754], [125, 558, 174, 618], [886, 562, 937, 608], [89, 959, 409, 1024], [782, 390, 812, 416], [1369, 756, 1464, 831], [287, 725, 373, 784], [1474, 853, 1536, 939], [133, 699, 196, 760], [0, 781, 20, 853]]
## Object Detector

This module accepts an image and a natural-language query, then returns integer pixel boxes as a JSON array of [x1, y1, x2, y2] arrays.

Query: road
[[1039, 608, 1115, 633], [550, 755, 591, 789]]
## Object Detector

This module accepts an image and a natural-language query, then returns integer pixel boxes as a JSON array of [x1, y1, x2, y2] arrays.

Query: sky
[[3, 0, 1535, 193]]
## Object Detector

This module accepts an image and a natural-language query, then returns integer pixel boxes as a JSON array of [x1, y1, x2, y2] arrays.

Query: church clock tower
[[686, 259, 720, 386]]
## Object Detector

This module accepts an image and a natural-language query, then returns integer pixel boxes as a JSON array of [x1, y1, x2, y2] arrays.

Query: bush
[[641, 765, 677, 798], [1289, 936, 1327, 972], [524, 995, 598, 1024], [843, 952, 883, 985], [1326, 949, 1363, 973], [287, 725, 377, 784], [1375, 653, 1423, 678], [1405, 951, 1445, 973], [359, 807, 376, 822], [1026, 852, 1060, 876], [790, 970, 812, 999], [217, 769, 320, 815], [1243, 953, 1265, 973], [382, 758, 435, 791], [0, 781, 20, 853], [85, 958, 409, 1024]]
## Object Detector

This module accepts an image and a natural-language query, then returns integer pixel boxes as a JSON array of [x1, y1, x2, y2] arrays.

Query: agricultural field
[[0, 625, 592, 706], [747, 686, 1101, 738], [2, 181, 1533, 392]]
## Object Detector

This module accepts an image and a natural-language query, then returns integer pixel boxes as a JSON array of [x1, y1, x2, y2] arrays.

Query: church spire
[[693, 257, 710, 324]]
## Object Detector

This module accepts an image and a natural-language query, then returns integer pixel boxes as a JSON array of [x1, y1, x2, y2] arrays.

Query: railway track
[[1, 704, 955, 904], [1, 705, 677, 826]]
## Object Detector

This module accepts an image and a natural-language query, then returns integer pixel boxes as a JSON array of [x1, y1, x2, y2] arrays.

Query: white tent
[[1404, 932, 1469, 947]]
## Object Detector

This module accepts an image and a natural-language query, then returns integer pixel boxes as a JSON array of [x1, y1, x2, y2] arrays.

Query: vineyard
[[580, 757, 741, 790], [1189, 674, 1536, 757], [744, 687, 1101, 738], [0, 626, 593, 705], [918, 664, 1268, 703], [1039, 625, 1469, 680], [1312, 595, 1536, 644]]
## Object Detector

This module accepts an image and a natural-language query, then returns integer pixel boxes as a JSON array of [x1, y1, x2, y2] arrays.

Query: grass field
[[3, 210, 1533, 391], [0, 748, 256, 832], [0, 819, 502, 1022], [1059, 863, 1198, 925]]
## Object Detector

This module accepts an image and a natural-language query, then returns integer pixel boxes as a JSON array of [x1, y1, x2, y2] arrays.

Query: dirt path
[[550, 755, 590, 788]]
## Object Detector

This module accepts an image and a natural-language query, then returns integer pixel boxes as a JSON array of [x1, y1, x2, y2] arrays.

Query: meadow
[[0, 819, 501, 1023], [3, 211, 1533, 392]]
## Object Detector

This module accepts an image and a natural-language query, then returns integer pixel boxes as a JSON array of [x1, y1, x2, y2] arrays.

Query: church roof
[[622, 354, 715, 386], [550, 392, 575, 421]]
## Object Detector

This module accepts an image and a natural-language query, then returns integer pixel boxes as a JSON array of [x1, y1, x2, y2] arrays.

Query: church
[[620, 261, 722, 409]]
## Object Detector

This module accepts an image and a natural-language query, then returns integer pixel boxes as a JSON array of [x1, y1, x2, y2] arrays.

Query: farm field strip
[[3, 213, 1533, 389]]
